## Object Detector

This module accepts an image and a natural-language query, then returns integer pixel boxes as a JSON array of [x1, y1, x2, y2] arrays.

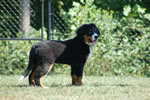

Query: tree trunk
[[20, 0, 30, 37]]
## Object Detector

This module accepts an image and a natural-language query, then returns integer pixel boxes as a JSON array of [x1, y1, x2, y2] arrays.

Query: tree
[[20, 0, 30, 37]]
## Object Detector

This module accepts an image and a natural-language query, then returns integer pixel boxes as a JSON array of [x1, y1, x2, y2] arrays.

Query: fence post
[[47, 0, 51, 40], [41, 0, 45, 40]]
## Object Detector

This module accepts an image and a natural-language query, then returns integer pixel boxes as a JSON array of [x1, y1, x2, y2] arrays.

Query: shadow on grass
[[92, 83, 131, 87], [49, 83, 131, 88], [1, 82, 131, 88], [0, 84, 29, 88], [50, 83, 76, 88], [14, 83, 131, 88], [10, 83, 73, 88], [11, 84, 29, 88]]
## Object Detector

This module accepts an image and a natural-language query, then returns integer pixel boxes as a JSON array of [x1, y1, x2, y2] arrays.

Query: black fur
[[21, 23, 100, 87]]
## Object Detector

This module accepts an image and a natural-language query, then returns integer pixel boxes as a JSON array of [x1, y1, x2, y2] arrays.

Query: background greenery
[[0, 0, 149, 76]]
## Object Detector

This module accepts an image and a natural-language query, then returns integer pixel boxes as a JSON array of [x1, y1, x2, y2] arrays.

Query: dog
[[19, 23, 100, 88]]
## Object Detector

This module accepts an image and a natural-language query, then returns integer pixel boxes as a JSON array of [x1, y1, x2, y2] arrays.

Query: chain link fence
[[0, 0, 72, 74], [51, 8, 72, 40], [0, 0, 43, 40], [0, 0, 71, 40]]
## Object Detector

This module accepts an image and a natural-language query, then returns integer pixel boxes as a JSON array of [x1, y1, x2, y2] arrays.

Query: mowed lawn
[[0, 75, 150, 100]]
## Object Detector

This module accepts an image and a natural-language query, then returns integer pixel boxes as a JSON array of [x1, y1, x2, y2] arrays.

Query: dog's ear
[[76, 24, 89, 39]]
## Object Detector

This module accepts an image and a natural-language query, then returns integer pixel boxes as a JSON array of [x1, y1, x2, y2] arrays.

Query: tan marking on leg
[[76, 77, 82, 85], [30, 68, 37, 86], [72, 75, 77, 85], [39, 76, 44, 88], [46, 64, 54, 74], [38, 64, 54, 88]]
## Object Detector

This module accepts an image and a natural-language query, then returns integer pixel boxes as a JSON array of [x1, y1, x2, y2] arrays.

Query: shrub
[[0, 27, 42, 75], [0, 41, 34, 74], [0, 0, 149, 77], [60, 0, 150, 76]]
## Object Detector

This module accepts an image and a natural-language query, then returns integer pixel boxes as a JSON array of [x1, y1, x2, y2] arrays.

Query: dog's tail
[[19, 47, 35, 82]]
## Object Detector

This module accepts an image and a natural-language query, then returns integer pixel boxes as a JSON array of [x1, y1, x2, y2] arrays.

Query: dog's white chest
[[87, 45, 93, 61]]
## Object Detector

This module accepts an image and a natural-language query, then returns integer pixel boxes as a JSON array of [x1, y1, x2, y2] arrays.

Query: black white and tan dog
[[19, 23, 100, 88]]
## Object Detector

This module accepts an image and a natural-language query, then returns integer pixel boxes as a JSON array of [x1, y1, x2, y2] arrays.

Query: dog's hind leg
[[28, 66, 37, 86], [34, 64, 54, 88]]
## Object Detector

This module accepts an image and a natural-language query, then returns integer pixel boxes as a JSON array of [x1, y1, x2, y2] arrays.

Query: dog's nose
[[94, 35, 98, 39]]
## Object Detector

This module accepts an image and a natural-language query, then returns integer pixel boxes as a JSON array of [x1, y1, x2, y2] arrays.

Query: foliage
[[0, 27, 43, 74], [0, 0, 150, 77], [0, 41, 32, 74], [30, 0, 150, 32], [59, 0, 150, 76], [0, 27, 46, 75]]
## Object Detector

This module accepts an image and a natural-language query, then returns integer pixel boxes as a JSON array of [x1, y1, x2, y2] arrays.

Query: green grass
[[0, 75, 150, 100]]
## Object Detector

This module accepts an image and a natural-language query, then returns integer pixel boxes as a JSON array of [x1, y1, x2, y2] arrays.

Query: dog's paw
[[72, 82, 82, 86]]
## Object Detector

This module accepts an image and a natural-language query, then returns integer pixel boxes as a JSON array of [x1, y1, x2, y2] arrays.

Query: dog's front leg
[[71, 63, 85, 85]]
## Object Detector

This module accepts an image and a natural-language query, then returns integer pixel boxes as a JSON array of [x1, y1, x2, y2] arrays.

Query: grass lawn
[[0, 75, 150, 100]]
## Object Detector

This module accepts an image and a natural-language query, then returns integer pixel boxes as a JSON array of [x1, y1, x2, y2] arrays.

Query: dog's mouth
[[89, 39, 97, 45], [84, 35, 97, 45]]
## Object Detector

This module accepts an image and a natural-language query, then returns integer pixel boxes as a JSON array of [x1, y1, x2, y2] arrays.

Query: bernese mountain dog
[[19, 23, 100, 88]]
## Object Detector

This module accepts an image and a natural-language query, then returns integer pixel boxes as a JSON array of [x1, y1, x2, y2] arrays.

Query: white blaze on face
[[92, 32, 98, 41], [91, 32, 98, 45], [86, 33, 99, 61]]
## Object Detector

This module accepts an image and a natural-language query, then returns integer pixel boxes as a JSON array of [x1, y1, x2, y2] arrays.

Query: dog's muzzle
[[84, 33, 99, 46]]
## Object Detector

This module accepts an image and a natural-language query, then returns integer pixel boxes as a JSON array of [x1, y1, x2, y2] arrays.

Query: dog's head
[[76, 23, 100, 45]]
